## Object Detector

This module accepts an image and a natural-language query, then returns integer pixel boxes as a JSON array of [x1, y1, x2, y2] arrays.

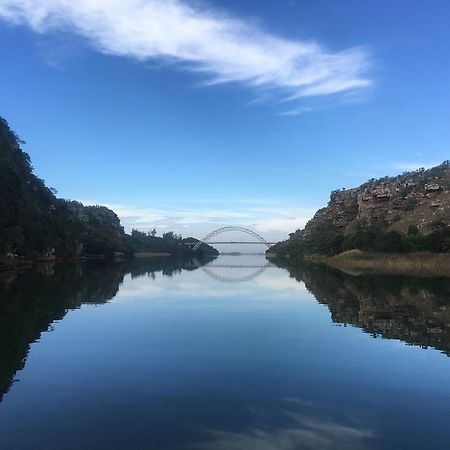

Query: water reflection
[[0, 256, 449, 449], [189, 399, 376, 450], [199, 258, 274, 283], [274, 259, 450, 356], [192, 408, 374, 450], [2, 256, 449, 407], [0, 257, 214, 401]]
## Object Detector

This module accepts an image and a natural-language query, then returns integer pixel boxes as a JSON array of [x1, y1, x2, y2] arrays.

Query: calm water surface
[[0, 255, 449, 449]]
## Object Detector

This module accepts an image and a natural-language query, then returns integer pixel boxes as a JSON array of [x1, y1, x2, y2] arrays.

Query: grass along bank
[[306, 249, 450, 277]]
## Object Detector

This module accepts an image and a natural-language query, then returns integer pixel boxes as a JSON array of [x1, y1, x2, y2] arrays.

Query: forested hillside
[[0, 117, 217, 261]]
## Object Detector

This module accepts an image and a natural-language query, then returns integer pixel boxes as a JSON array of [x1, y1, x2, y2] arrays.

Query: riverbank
[[0, 251, 217, 273], [0, 254, 114, 272], [307, 249, 450, 277], [134, 252, 172, 258]]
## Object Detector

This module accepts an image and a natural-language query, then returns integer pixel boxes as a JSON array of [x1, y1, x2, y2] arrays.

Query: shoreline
[[134, 252, 172, 258], [307, 250, 450, 277], [0, 251, 218, 273]]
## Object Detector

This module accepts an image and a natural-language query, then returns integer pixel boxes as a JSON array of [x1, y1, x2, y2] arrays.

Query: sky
[[0, 0, 449, 243]]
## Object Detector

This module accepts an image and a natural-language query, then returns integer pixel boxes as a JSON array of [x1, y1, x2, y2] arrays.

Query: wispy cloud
[[0, 0, 371, 99], [252, 217, 311, 234], [80, 198, 315, 239], [278, 107, 313, 116]]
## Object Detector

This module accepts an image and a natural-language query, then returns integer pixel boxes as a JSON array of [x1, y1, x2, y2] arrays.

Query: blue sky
[[0, 0, 449, 241]]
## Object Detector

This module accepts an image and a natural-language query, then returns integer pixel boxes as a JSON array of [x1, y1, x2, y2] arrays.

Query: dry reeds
[[322, 249, 450, 277]]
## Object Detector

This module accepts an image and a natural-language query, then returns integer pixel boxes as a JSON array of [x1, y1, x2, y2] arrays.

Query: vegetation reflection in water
[[0, 256, 215, 402], [0, 256, 449, 449], [274, 259, 450, 356]]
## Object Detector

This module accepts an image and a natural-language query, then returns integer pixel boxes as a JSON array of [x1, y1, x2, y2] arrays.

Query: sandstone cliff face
[[299, 161, 450, 239]]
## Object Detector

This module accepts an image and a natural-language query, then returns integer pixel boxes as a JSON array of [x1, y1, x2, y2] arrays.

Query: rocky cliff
[[275, 162, 450, 255], [308, 161, 450, 236]]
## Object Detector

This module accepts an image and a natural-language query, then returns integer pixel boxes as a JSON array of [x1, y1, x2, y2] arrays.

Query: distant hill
[[0, 116, 217, 261], [271, 162, 450, 257]]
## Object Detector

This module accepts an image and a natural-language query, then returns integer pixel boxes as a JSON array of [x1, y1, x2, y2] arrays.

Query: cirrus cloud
[[0, 0, 372, 99]]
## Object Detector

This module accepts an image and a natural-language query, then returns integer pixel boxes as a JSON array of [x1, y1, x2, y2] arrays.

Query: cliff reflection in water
[[2, 257, 449, 408], [276, 260, 450, 356], [0, 257, 213, 402]]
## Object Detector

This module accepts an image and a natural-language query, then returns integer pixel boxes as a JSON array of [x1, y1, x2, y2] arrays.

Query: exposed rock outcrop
[[274, 162, 450, 256], [304, 161, 450, 237]]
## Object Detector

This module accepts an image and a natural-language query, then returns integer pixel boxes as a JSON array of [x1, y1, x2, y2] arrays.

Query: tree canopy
[[0, 117, 217, 259]]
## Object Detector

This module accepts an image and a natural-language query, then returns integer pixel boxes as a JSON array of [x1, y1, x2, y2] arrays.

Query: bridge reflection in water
[[186, 259, 275, 283]]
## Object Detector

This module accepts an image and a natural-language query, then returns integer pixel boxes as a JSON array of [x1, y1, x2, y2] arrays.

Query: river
[[0, 254, 449, 449]]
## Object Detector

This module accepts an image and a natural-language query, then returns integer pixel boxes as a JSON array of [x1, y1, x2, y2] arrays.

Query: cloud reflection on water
[[115, 255, 310, 306], [191, 402, 374, 450]]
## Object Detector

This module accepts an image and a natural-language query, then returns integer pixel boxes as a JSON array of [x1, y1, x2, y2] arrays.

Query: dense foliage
[[271, 218, 450, 258], [0, 117, 217, 259], [126, 229, 218, 257], [1, 117, 79, 256]]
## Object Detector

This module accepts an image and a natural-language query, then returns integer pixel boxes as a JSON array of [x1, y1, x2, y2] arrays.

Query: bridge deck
[[201, 241, 277, 244], [205, 264, 274, 268]]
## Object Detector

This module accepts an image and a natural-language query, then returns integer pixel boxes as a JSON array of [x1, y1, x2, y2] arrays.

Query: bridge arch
[[192, 226, 272, 251]]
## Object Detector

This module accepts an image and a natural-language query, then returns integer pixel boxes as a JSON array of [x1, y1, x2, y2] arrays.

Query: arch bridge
[[190, 226, 276, 251]]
